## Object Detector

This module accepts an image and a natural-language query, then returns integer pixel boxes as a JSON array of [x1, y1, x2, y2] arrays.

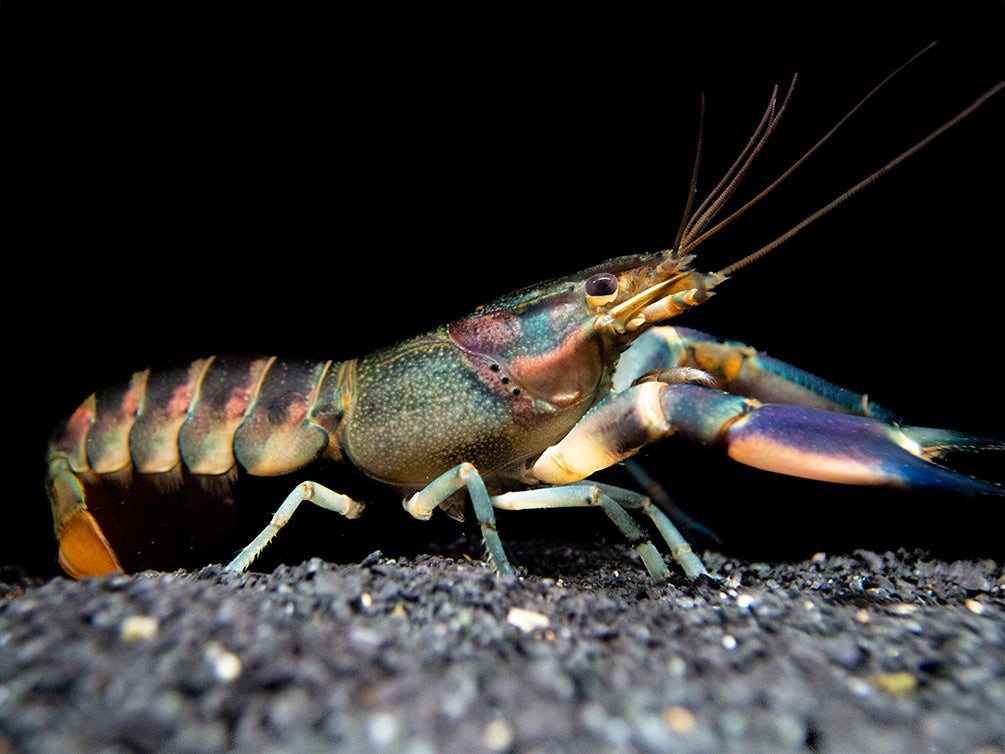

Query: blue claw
[[661, 385, 1004, 498]]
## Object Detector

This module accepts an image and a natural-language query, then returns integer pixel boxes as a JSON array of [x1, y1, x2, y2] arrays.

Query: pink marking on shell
[[225, 388, 252, 421], [120, 381, 143, 418], [66, 404, 94, 443], [167, 384, 194, 417], [283, 395, 309, 426], [449, 310, 522, 356]]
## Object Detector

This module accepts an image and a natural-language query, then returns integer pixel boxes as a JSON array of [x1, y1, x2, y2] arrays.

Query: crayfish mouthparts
[[597, 269, 721, 336]]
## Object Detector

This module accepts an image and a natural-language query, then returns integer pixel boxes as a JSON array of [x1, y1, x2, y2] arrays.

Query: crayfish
[[46, 52, 1004, 581]]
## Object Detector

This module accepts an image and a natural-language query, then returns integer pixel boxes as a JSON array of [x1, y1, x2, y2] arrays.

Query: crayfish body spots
[[340, 324, 603, 487]]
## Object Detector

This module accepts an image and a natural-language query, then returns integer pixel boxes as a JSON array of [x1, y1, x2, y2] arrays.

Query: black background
[[3, 2, 1002, 577]]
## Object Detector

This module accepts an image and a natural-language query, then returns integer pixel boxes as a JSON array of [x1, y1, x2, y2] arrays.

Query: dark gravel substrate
[[2, 543, 1003, 753]]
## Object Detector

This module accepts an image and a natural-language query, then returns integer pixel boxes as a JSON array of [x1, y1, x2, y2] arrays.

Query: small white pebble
[[735, 593, 755, 610], [855, 609, 871, 623], [721, 634, 737, 650], [605, 717, 631, 746], [367, 712, 399, 746], [811, 552, 827, 563], [667, 656, 687, 678], [204, 641, 242, 682], [483, 719, 514, 751], [507, 606, 549, 632], [360, 592, 372, 608], [965, 598, 986, 615], [349, 626, 384, 648], [119, 615, 159, 643], [848, 676, 872, 697], [661, 705, 695, 733], [580, 702, 607, 731]]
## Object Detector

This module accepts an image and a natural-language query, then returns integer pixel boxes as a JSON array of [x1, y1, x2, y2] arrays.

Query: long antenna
[[677, 42, 938, 257], [717, 80, 1005, 277], [673, 81, 790, 252]]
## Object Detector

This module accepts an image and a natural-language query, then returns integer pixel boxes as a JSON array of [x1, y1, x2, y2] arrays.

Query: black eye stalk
[[585, 272, 620, 307], [586, 273, 618, 297]]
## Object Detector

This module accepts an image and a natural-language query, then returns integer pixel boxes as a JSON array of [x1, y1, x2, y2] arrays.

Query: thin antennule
[[681, 78, 796, 248], [717, 80, 1005, 277], [672, 93, 705, 253], [686, 42, 939, 256], [677, 82, 784, 248]]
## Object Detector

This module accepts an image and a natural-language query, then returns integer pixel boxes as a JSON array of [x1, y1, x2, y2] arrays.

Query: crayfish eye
[[585, 272, 619, 306]]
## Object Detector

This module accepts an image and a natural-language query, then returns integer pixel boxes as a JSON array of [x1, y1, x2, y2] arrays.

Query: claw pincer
[[663, 386, 1002, 496]]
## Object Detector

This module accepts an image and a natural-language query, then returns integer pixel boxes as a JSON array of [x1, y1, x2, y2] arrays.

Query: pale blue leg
[[226, 481, 365, 572], [587, 481, 709, 578], [490, 485, 671, 581], [490, 482, 711, 580], [405, 462, 513, 576]]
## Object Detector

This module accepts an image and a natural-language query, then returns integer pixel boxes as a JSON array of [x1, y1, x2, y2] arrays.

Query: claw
[[897, 426, 1005, 460], [662, 385, 1004, 497]]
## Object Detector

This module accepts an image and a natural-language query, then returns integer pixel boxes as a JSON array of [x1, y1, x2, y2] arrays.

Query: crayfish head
[[582, 249, 723, 349], [447, 249, 721, 413]]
